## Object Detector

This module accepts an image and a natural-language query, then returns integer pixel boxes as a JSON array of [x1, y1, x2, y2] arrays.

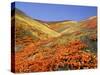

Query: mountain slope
[[14, 9, 61, 40], [80, 16, 97, 29], [47, 21, 78, 32]]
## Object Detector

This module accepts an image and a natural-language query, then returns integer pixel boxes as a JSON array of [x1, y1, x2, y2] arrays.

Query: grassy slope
[[15, 13, 61, 40], [14, 9, 97, 53], [43, 17, 97, 52]]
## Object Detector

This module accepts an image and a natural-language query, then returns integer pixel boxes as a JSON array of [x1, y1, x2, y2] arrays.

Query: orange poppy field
[[11, 2, 97, 73]]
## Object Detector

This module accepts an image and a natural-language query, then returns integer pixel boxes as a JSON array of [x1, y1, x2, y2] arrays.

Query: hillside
[[12, 9, 61, 41], [11, 9, 97, 72]]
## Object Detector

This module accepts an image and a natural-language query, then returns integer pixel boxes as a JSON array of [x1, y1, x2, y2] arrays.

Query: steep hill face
[[80, 16, 97, 29], [13, 9, 61, 40], [79, 16, 97, 52]]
